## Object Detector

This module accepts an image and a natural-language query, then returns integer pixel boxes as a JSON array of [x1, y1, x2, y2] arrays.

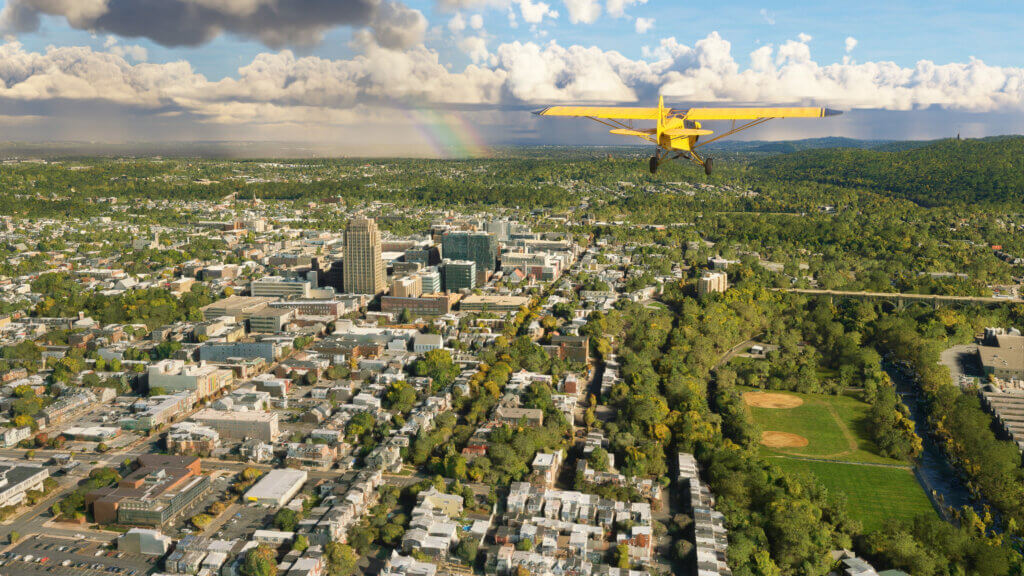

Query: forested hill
[[751, 136, 1024, 207]]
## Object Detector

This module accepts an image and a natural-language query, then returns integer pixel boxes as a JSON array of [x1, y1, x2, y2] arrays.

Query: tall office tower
[[344, 217, 386, 294], [486, 219, 513, 242], [443, 260, 477, 292], [442, 231, 498, 281]]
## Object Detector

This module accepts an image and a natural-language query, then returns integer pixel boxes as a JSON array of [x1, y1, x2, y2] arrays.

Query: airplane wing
[[536, 106, 661, 120], [684, 107, 842, 120]]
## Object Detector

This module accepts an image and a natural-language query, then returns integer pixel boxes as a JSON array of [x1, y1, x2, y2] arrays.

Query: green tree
[[292, 535, 309, 553], [273, 508, 299, 532], [456, 538, 478, 564], [240, 545, 278, 576], [323, 542, 358, 576], [588, 447, 610, 472]]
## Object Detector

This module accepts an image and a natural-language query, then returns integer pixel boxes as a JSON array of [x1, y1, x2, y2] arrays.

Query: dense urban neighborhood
[[0, 147, 1022, 576]]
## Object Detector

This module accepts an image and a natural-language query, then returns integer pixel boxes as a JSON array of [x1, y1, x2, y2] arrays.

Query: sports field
[[770, 458, 935, 532], [742, 388, 937, 531], [745, 389, 898, 464]]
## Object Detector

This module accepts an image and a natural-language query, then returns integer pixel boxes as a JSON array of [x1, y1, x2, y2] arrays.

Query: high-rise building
[[405, 244, 442, 267], [697, 271, 729, 295], [443, 259, 477, 292], [442, 231, 497, 281], [420, 269, 442, 294], [344, 217, 386, 295]]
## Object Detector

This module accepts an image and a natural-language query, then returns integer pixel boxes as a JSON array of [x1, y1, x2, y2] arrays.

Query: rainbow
[[403, 108, 489, 158]]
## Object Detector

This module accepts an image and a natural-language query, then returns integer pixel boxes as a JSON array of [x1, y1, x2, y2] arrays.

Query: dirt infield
[[761, 431, 810, 448], [744, 391, 804, 409]]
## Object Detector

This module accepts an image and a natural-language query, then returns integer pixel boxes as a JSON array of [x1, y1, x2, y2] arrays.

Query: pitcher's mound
[[761, 431, 809, 448], [744, 391, 804, 409]]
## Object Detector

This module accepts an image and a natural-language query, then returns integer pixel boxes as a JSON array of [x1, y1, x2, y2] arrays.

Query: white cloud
[[1, 31, 1024, 136], [564, 0, 601, 24], [606, 0, 645, 18], [760, 8, 775, 25], [469, 14, 484, 29], [798, 32, 812, 43], [634, 17, 654, 34], [448, 12, 466, 33], [102, 34, 148, 62], [459, 35, 491, 64], [845, 36, 858, 53], [516, 0, 558, 24]]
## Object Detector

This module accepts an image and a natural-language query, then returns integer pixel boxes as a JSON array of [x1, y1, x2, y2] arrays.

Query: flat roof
[[193, 408, 278, 423], [460, 295, 530, 306], [244, 469, 308, 501]]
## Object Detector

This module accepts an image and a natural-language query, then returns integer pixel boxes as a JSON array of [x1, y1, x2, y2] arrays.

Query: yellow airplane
[[536, 96, 841, 174]]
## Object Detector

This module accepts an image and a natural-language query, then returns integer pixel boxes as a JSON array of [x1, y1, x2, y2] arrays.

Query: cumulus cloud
[[370, 2, 427, 50], [448, 12, 467, 33], [459, 35, 491, 64], [516, 0, 558, 24], [469, 14, 484, 29], [0, 31, 1023, 136], [103, 35, 148, 62], [606, 0, 645, 18], [564, 0, 600, 24], [635, 17, 654, 34], [845, 36, 858, 53], [0, 0, 409, 49]]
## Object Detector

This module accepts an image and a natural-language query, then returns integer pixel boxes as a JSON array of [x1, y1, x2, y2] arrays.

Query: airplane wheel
[[704, 157, 714, 176], [649, 156, 659, 174]]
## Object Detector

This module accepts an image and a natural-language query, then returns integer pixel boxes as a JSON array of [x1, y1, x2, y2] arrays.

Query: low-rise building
[[167, 422, 221, 455], [192, 408, 280, 442], [87, 455, 210, 527], [118, 528, 172, 556], [459, 294, 530, 313], [148, 359, 234, 400], [245, 468, 308, 507], [0, 463, 49, 507]]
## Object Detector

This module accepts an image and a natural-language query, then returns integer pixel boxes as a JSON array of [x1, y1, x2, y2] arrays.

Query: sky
[[0, 0, 1023, 155]]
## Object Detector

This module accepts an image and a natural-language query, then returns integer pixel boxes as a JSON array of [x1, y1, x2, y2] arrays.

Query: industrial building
[[245, 468, 308, 507], [118, 528, 173, 556]]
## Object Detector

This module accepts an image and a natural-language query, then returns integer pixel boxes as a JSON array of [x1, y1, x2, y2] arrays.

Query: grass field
[[745, 389, 900, 465], [770, 457, 936, 532], [742, 387, 938, 531]]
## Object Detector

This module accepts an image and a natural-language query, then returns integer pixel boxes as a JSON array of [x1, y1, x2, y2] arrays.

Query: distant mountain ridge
[[751, 136, 1024, 207]]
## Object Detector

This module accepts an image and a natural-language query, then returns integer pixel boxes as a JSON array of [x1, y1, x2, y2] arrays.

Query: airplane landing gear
[[649, 155, 659, 174], [704, 156, 714, 176]]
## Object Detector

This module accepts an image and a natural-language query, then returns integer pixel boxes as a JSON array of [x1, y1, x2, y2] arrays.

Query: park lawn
[[770, 457, 936, 533], [749, 397, 851, 457], [743, 388, 906, 465]]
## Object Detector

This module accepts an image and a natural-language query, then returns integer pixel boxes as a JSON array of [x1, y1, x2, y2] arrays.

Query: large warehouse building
[[244, 468, 308, 507]]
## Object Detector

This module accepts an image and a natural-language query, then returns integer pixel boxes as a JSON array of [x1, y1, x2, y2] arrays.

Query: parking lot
[[0, 535, 157, 576], [213, 504, 274, 541]]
